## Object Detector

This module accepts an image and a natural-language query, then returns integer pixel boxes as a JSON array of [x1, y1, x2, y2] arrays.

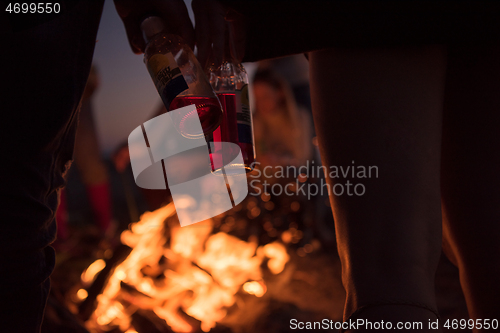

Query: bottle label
[[236, 84, 253, 144], [147, 53, 188, 109]]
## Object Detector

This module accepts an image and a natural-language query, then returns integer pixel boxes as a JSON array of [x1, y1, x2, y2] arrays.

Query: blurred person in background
[[252, 68, 312, 173], [251, 68, 319, 247], [113, 103, 174, 212], [258, 55, 312, 125], [56, 66, 115, 245], [253, 61, 335, 246]]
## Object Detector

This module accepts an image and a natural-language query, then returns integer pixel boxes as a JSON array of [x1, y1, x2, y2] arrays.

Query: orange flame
[[85, 203, 289, 332]]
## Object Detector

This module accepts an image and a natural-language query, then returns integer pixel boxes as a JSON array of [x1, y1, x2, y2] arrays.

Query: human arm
[[113, 0, 195, 54]]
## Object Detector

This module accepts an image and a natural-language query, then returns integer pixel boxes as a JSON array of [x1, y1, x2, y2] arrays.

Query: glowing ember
[[242, 281, 266, 297], [76, 289, 88, 301], [81, 259, 106, 284], [84, 203, 289, 332], [261, 242, 289, 274]]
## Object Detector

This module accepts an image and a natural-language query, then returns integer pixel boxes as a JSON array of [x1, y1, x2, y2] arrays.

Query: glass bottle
[[207, 41, 256, 175], [141, 16, 223, 139]]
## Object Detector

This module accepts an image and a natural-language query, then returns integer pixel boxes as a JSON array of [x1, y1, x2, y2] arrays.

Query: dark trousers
[[0, 1, 104, 331]]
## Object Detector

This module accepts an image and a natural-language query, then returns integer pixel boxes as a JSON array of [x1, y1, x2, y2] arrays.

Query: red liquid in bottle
[[169, 96, 222, 138], [210, 93, 255, 174]]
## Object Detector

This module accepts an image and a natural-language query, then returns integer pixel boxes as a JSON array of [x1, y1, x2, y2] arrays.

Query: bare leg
[[441, 44, 500, 328], [309, 45, 446, 331]]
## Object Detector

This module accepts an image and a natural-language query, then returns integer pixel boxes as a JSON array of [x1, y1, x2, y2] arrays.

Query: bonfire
[[79, 203, 289, 333]]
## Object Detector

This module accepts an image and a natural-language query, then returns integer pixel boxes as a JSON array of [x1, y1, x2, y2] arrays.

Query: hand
[[113, 0, 195, 54], [191, 0, 246, 68]]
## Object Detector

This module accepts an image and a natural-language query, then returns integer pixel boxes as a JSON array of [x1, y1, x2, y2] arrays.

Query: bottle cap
[[141, 16, 165, 41]]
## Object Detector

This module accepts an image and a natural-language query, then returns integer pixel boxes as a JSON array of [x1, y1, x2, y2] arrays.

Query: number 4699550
[[444, 319, 499, 330], [6, 3, 61, 14]]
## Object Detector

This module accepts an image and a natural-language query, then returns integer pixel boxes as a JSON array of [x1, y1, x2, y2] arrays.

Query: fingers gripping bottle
[[207, 45, 256, 175], [141, 16, 223, 138]]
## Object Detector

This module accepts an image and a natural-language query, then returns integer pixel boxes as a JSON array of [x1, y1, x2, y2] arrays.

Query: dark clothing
[[224, 1, 500, 62], [0, 1, 104, 331]]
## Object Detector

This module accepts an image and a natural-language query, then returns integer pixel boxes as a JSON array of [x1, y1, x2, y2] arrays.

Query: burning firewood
[[80, 203, 290, 332], [78, 244, 132, 322]]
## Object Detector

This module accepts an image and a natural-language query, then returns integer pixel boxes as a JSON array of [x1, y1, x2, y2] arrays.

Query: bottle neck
[[207, 23, 239, 68], [223, 23, 238, 65]]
